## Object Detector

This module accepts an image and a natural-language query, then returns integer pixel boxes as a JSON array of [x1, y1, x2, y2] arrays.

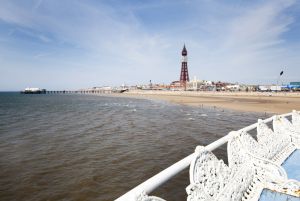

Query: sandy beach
[[113, 90, 300, 114]]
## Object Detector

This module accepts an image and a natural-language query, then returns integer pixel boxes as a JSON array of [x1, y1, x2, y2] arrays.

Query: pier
[[46, 89, 113, 94], [20, 88, 129, 94]]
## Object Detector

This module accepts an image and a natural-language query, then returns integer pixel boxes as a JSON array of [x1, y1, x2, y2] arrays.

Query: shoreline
[[100, 90, 300, 114]]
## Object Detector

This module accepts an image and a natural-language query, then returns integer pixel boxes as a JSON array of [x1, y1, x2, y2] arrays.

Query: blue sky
[[0, 0, 300, 90]]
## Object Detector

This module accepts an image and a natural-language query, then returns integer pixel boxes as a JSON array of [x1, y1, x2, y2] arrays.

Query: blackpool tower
[[180, 44, 189, 88]]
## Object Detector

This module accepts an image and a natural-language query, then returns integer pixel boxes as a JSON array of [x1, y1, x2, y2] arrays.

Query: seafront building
[[186, 77, 203, 91]]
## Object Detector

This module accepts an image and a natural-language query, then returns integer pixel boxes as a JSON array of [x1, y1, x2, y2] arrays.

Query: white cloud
[[0, 0, 299, 90], [185, 0, 299, 84]]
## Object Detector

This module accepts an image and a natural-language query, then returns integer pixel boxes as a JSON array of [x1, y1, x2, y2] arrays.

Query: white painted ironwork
[[273, 113, 300, 148], [292, 110, 300, 129], [137, 192, 166, 201], [187, 146, 255, 201], [256, 119, 292, 162], [116, 111, 300, 201]]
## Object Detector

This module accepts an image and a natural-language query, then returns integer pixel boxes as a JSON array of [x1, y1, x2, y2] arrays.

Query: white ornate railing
[[116, 110, 300, 201]]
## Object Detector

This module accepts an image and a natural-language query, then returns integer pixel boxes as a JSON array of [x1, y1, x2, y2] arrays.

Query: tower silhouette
[[180, 44, 189, 88]]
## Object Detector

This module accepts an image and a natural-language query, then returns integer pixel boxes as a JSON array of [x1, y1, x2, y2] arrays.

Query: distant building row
[[132, 79, 300, 92]]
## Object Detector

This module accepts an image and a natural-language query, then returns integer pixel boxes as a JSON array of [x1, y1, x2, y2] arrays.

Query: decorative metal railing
[[116, 110, 300, 201]]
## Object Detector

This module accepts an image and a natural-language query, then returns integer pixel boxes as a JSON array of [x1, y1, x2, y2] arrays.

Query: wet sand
[[116, 90, 300, 114]]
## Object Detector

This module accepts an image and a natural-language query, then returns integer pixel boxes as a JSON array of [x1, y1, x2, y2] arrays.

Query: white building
[[187, 77, 205, 91], [226, 84, 240, 91], [258, 85, 282, 92]]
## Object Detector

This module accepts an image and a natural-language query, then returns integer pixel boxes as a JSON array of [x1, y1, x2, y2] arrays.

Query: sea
[[0, 92, 270, 201]]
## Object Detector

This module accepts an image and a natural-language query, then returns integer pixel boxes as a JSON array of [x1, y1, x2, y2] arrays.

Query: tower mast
[[180, 44, 189, 90]]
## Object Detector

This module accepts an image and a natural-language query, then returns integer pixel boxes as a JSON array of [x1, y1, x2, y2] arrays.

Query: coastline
[[101, 90, 300, 114]]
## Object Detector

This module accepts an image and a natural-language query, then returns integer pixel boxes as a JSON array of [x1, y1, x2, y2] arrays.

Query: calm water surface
[[0, 93, 270, 201]]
